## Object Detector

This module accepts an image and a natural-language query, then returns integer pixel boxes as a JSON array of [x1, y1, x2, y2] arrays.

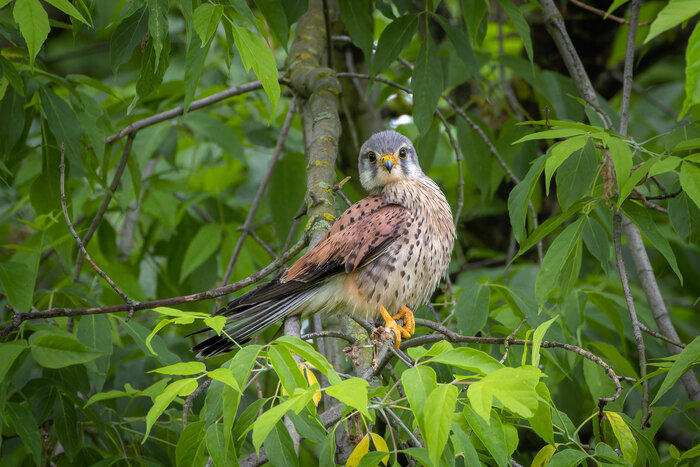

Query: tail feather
[[192, 290, 315, 357]]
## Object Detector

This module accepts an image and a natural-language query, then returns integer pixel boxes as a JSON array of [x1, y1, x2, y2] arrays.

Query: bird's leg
[[379, 305, 414, 349]]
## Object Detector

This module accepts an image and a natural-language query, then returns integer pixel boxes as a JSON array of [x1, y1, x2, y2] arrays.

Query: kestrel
[[193, 131, 455, 357]]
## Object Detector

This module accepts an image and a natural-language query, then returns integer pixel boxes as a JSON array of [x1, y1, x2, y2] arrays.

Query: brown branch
[[220, 99, 298, 293], [0, 236, 309, 337], [568, 0, 652, 27], [410, 318, 623, 405], [105, 80, 280, 145], [60, 143, 135, 308], [639, 322, 686, 349], [182, 377, 211, 426], [74, 134, 135, 281], [614, 211, 649, 423], [301, 330, 356, 344], [500, 318, 527, 364]]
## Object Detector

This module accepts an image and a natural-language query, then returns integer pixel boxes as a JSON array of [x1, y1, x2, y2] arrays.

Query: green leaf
[[548, 448, 588, 466], [45, 0, 90, 25], [226, 0, 260, 31], [412, 35, 443, 134], [54, 392, 80, 461], [0, 56, 24, 95], [0, 261, 34, 312], [275, 335, 341, 385], [143, 377, 199, 442], [269, 152, 308, 238], [252, 386, 318, 452], [110, 6, 149, 70], [435, 15, 479, 80], [618, 158, 655, 207], [512, 128, 587, 144], [204, 316, 227, 335], [180, 223, 223, 283], [29, 330, 105, 369], [508, 156, 546, 243], [425, 347, 503, 375], [119, 316, 180, 365], [0, 341, 27, 381], [147, 0, 168, 69], [6, 402, 42, 465], [39, 85, 84, 166], [150, 361, 206, 376], [605, 411, 637, 464], [230, 23, 280, 116], [532, 316, 557, 368], [496, 0, 533, 64], [184, 32, 210, 112], [338, 0, 373, 63], [681, 23, 700, 117], [607, 137, 633, 195], [252, 0, 289, 48], [325, 377, 370, 419], [529, 382, 555, 445], [680, 161, 700, 210], [652, 336, 700, 405], [135, 29, 170, 101], [13, 0, 50, 69], [184, 112, 244, 161], [455, 280, 490, 335], [535, 217, 585, 303], [207, 368, 241, 392], [264, 421, 299, 467], [463, 405, 509, 467], [468, 366, 541, 419], [423, 384, 458, 467], [206, 423, 238, 466], [193, 3, 223, 46], [268, 344, 307, 394], [669, 192, 700, 242], [401, 365, 437, 426], [319, 429, 336, 466], [556, 139, 597, 210], [374, 15, 418, 75], [176, 420, 208, 466], [84, 389, 132, 407], [622, 201, 683, 284], [582, 216, 610, 269], [644, 0, 700, 44], [515, 199, 590, 259], [649, 156, 681, 178], [545, 135, 588, 195]]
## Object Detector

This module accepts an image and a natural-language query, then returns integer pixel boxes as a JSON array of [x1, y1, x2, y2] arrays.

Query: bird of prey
[[193, 130, 455, 357]]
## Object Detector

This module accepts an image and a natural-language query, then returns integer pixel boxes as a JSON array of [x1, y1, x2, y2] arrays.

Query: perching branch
[[0, 236, 308, 338], [568, 0, 652, 27]]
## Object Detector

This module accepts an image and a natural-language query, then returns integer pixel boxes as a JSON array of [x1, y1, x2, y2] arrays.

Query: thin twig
[[436, 111, 465, 224], [74, 134, 135, 281], [500, 318, 527, 364], [60, 143, 135, 309], [614, 212, 648, 423], [105, 80, 283, 144], [382, 407, 422, 447], [0, 236, 309, 337], [221, 99, 298, 292], [619, 0, 641, 137], [182, 378, 211, 426], [568, 0, 652, 27], [302, 330, 356, 344], [639, 322, 686, 349]]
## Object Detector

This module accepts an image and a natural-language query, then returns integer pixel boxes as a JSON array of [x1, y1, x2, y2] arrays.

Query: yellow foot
[[379, 305, 416, 349]]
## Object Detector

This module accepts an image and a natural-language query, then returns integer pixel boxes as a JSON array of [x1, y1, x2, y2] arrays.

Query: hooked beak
[[380, 154, 397, 173]]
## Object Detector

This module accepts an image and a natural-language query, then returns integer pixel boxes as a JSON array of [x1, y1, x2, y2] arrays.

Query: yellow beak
[[380, 154, 397, 173]]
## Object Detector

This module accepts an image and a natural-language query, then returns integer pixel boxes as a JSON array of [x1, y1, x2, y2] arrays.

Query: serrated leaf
[[13, 0, 50, 69], [649, 155, 681, 177], [45, 0, 90, 25], [338, 0, 373, 63], [253, 0, 289, 47], [39, 86, 84, 166], [150, 361, 206, 376], [230, 23, 280, 116], [193, 3, 223, 46], [496, 0, 533, 64], [374, 15, 418, 75], [180, 223, 223, 283], [110, 6, 149, 70], [143, 378, 199, 442], [556, 139, 597, 210], [412, 36, 443, 134]]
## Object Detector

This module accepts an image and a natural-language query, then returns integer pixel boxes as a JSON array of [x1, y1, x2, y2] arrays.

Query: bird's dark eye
[[398, 148, 407, 159], [367, 152, 377, 163]]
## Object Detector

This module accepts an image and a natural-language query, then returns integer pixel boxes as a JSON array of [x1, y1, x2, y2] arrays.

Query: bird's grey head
[[358, 130, 424, 192]]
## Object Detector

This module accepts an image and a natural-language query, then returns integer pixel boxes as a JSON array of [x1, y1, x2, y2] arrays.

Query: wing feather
[[283, 202, 409, 283]]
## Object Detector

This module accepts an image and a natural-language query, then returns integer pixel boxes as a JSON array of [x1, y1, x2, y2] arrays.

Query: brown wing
[[283, 202, 410, 283]]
